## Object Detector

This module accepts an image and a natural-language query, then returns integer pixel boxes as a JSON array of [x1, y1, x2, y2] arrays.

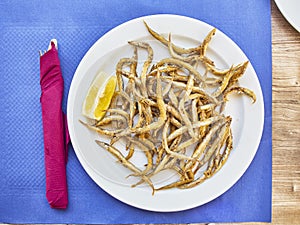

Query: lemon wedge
[[82, 71, 117, 121]]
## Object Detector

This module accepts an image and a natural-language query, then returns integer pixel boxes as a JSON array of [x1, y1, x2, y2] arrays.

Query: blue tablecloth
[[0, 0, 272, 223]]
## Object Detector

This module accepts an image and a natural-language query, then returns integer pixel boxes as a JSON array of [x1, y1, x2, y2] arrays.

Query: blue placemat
[[0, 0, 272, 223]]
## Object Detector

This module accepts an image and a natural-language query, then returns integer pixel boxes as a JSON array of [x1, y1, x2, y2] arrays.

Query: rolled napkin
[[39, 40, 69, 209]]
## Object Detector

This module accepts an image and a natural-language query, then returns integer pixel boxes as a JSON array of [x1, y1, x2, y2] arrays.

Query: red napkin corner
[[39, 40, 70, 209]]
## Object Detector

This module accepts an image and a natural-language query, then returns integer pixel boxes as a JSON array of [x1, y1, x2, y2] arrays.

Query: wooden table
[[1, 1, 299, 225], [270, 0, 300, 224]]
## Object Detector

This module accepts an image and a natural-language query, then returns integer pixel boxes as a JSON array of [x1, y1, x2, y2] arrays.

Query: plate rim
[[67, 13, 265, 212], [274, 0, 300, 32]]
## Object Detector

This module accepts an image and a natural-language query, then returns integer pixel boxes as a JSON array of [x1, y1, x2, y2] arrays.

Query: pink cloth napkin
[[40, 41, 69, 209]]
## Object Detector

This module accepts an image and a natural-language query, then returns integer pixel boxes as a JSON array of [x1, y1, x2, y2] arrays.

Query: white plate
[[67, 14, 264, 212], [274, 0, 300, 32]]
